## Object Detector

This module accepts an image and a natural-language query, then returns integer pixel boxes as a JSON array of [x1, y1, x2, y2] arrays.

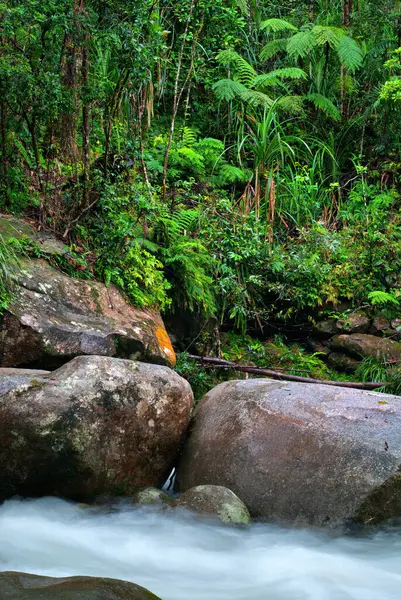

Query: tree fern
[[252, 67, 307, 89], [337, 36, 364, 73], [163, 240, 216, 315], [276, 95, 304, 114], [306, 93, 341, 120], [213, 78, 248, 102], [240, 88, 273, 108], [287, 30, 317, 59], [260, 38, 289, 62], [216, 50, 256, 86], [312, 26, 345, 49], [156, 209, 200, 243], [260, 19, 297, 34], [235, 0, 249, 16], [182, 126, 197, 147]]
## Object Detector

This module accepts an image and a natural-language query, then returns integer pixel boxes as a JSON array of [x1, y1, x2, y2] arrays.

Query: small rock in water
[[173, 485, 251, 525], [133, 487, 172, 507], [0, 571, 161, 599]]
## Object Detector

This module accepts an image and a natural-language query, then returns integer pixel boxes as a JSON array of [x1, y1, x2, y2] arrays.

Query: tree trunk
[[342, 0, 354, 26], [162, 0, 196, 201], [0, 99, 8, 207], [103, 70, 130, 175], [59, 0, 85, 163], [82, 28, 90, 208], [188, 354, 388, 392]]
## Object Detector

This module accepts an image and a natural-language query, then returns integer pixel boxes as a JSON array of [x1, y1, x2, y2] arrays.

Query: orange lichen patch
[[155, 326, 176, 367]]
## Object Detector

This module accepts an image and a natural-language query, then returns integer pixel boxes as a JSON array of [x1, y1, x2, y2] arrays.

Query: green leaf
[[337, 36, 363, 73], [276, 95, 304, 114], [213, 78, 248, 101], [260, 38, 289, 61], [260, 19, 298, 34], [312, 25, 345, 48], [305, 93, 341, 121], [368, 291, 399, 306], [216, 50, 256, 86], [287, 31, 317, 59]]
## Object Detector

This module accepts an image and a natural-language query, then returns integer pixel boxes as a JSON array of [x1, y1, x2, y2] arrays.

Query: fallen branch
[[188, 354, 388, 392]]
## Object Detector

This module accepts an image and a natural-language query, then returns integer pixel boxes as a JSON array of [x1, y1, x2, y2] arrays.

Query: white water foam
[[0, 497, 401, 600]]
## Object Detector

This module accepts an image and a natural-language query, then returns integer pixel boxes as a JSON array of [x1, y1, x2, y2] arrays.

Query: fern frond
[[217, 164, 250, 184], [276, 95, 304, 114], [312, 25, 345, 49], [213, 78, 248, 101], [252, 68, 306, 91], [260, 38, 289, 61], [216, 50, 256, 86], [287, 31, 317, 59], [240, 88, 273, 107], [157, 209, 200, 242], [236, 0, 249, 15], [260, 18, 297, 34], [181, 126, 197, 147], [306, 93, 341, 120], [337, 36, 363, 73]]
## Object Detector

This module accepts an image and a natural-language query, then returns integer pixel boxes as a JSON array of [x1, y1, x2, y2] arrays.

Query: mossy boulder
[[0, 258, 176, 369], [329, 333, 401, 362], [0, 214, 68, 256], [177, 378, 401, 526], [173, 485, 251, 525], [327, 352, 359, 373], [0, 572, 161, 599], [133, 487, 172, 506], [0, 356, 193, 501], [336, 309, 371, 334]]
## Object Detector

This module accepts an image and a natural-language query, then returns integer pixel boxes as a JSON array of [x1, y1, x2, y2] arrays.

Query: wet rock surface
[[133, 487, 172, 506], [177, 378, 401, 526], [0, 572, 161, 599], [329, 333, 401, 362], [173, 484, 251, 525], [0, 258, 176, 369], [336, 309, 371, 334], [0, 356, 193, 501]]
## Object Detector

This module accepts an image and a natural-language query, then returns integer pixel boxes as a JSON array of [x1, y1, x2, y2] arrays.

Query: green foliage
[[2, 0, 401, 389], [355, 356, 389, 383], [175, 352, 221, 403], [367, 291, 399, 307], [0, 235, 18, 314]]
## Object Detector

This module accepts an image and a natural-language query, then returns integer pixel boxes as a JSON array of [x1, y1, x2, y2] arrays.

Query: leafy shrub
[[0, 235, 19, 314]]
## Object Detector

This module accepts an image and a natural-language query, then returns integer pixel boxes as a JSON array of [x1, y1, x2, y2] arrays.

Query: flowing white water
[[1, 498, 401, 600]]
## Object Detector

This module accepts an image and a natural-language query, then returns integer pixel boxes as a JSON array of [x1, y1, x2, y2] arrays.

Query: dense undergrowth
[[2, 0, 401, 387]]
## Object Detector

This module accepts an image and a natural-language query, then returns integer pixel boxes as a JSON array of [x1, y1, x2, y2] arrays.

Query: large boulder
[[173, 484, 251, 525], [0, 258, 176, 369], [327, 352, 359, 373], [336, 309, 371, 334], [329, 333, 401, 362], [0, 356, 193, 500], [0, 572, 161, 599], [177, 379, 401, 526]]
